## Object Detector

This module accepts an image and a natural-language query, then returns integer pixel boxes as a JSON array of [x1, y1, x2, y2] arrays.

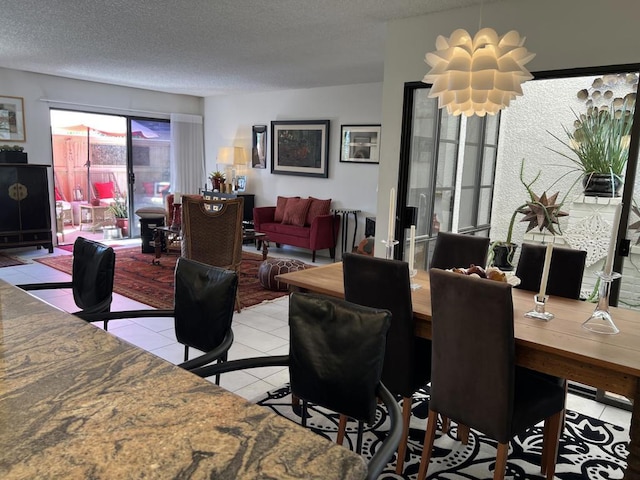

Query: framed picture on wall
[[252, 125, 267, 168], [0, 95, 26, 142], [271, 120, 330, 178], [340, 124, 380, 164]]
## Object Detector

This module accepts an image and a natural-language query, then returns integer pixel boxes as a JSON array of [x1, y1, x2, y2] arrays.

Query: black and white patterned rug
[[256, 385, 629, 479]]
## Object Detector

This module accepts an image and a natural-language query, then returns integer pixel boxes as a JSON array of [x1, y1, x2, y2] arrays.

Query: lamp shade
[[423, 28, 535, 117], [217, 146, 248, 165]]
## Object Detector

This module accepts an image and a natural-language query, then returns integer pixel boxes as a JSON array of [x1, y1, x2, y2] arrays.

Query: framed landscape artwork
[[271, 120, 329, 178], [0, 95, 26, 142], [340, 124, 380, 164], [252, 125, 267, 169]]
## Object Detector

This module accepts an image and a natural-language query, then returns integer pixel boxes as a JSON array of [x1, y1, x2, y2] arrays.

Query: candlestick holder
[[582, 270, 621, 335], [525, 294, 554, 321], [409, 268, 422, 291], [381, 239, 399, 260]]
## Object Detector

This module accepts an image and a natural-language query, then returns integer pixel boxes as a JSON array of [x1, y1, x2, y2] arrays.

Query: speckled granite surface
[[0, 281, 367, 479]]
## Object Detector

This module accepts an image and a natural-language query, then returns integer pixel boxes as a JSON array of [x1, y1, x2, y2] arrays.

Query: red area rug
[[34, 247, 290, 309]]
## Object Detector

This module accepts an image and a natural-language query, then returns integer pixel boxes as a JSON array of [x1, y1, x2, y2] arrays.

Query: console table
[[332, 208, 361, 258]]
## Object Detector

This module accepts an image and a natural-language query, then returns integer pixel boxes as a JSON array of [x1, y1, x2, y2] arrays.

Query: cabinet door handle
[[8, 183, 27, 201]]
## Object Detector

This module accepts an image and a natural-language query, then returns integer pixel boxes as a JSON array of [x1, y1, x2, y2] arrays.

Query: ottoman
[[258, 258, 309, 291]]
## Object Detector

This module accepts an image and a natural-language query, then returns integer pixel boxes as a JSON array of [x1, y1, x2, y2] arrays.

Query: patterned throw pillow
[[305, 197, 331, 225], [94, 181, 115, 199], [274, 196, 296, 222], [282, 197, 312, 226]]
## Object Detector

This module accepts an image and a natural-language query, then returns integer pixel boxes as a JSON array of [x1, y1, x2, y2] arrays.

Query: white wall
[[379, 0, 640, 251], [203, 82, 382, 248]]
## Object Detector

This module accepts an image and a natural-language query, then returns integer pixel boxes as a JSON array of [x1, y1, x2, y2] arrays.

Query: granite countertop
[[0, 280, 367, 479]]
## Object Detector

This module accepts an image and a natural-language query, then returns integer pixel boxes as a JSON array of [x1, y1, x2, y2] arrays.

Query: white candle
[[388, 188, 396, 243], [538, 243, 553, 299], [408, 225, 416, 272], [604, 203, 623, 275]]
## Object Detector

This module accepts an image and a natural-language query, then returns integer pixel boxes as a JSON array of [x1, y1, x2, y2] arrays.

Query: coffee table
[[243, 231, 269, 260]]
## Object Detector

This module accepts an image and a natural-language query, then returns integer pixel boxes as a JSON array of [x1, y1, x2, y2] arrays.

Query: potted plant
[[0, 144, 27, 164], [109, 196, 129, 236], [548, 102, 633, 197], [209, 171, 226, 191], [490, 160, 570, 270]]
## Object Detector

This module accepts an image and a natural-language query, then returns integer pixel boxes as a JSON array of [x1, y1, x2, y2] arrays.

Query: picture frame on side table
[[340, 124, 380, 164], [271, 120, 329, 178], [236, 175, 247, 192], [252, 125, 267, 168], [0, 95, 26, 142]]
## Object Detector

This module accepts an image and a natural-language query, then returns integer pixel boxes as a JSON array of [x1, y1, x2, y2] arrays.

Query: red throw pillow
[[54, 187, 63, 201], [94, 181, 114, 199], [274, 196, 297, 222], [282, 197, 312, 226], [143, 182, 154, 195], [305, 197, 331, 225]]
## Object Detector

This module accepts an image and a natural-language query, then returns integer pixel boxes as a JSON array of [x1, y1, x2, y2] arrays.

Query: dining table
[[0, 279, 367, 479], [276, 262, 640, 480]]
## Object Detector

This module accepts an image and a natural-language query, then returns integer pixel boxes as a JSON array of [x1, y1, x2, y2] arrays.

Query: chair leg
[[356, 420, 364, 454], [235, 290, 242, 313], [301, 400, 308, 427], [184, 345, 189, 362], [541, 410, 563, 479], [457, 423, 470, 444], [417, 409, 438, 480], [337, 414, 348, 445], [494, 442, 508, 480], [312, 250, 316, 262], [395, 396, 412, 474], [440, 414, 450, 433]]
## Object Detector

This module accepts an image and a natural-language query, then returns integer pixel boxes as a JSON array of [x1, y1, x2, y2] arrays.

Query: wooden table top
[[277, 262, 640, 398], [0, 280, 366, 480]]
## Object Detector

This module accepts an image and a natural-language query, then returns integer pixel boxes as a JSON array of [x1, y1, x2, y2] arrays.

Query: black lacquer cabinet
[[0, 164, 53, 253]]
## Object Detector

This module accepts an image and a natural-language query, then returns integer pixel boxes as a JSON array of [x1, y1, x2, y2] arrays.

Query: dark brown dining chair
[[430, 231, 490, 270], [419, 269, 565, 480], [82, 257, 238, 384], [191, 292, 403, 480], [516, 243, 587, 300], [19, 236, 115, 317], [515, 242, 587, 428], [342, 252, 431, 474], [182, 195, 244, 310]]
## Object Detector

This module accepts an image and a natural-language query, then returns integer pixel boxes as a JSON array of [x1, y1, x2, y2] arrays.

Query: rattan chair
[[182, 196, 244, 309]]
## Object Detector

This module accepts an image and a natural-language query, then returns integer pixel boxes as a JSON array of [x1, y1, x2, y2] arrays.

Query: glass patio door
[[128, 118, 171, 237]]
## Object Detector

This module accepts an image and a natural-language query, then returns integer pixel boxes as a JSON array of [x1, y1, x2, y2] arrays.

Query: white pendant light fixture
[[423, 24, 535, 117]]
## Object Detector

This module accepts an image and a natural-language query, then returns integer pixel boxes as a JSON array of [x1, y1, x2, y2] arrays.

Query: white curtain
[[170, 113, 205, 195]]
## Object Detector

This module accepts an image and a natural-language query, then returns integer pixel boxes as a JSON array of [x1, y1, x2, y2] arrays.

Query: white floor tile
[[232, 323, 288, 352]]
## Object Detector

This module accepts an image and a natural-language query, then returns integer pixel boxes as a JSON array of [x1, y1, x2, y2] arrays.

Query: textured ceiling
[[0, 0, 502, 97]]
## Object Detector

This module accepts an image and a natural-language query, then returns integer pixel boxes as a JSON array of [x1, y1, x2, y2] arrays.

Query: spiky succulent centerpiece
[[517, 191, 568, 235]]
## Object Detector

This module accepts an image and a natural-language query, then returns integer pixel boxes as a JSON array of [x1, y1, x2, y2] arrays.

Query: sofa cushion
[[305, 197, 331, 225], [282, 197, 311, 227], [274, 196, 297, 222], [94, 181, 115, 199], [260, 222, 309, 239]]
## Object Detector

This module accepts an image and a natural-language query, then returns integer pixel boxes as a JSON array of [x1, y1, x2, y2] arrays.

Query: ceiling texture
[[0, 0, 503, 97]]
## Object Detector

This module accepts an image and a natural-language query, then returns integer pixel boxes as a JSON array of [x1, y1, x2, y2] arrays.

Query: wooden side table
[[79, 204, 114, 232]]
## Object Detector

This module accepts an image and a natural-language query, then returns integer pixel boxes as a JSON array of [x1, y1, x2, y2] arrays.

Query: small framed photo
[[340, 124, 381, 164], [271, 120, 329, 178], [0, 95, 26, 142], [237, 175, 247, 192]]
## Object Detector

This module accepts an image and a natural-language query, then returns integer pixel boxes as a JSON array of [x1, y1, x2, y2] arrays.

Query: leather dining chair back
[[81, 257, 238, 384], [343, 252, 431, 473], [516, 243, 587, 299], [191, 292, 403, 480], [430, 231, 490, 270], [19, 236, 115, 317], [419, 269, 565, 480]]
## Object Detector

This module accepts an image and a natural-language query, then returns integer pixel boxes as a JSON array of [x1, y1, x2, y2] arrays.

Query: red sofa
[[253, 196, 340, 262]]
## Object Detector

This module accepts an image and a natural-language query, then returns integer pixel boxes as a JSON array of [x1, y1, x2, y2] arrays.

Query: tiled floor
[[0, 241, 631, 434]]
